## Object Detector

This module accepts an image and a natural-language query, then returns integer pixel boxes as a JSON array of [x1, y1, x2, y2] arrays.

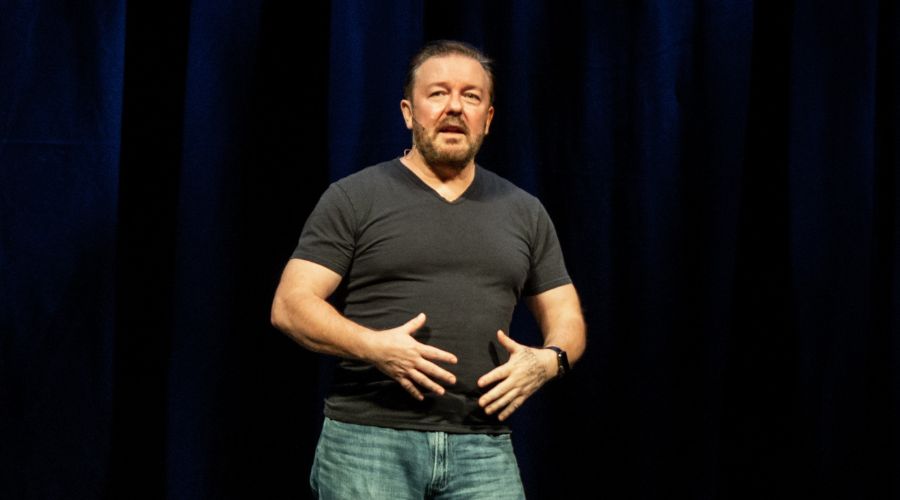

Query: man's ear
[[400, 99, 413, 130], [484, 105, 495, 135]]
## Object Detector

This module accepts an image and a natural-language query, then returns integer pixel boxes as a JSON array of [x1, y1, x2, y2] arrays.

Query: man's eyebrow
[[424, 81, 484, 91]]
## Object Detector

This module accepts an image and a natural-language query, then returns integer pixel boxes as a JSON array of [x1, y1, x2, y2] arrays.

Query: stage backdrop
[[2, 1, 898, 499]]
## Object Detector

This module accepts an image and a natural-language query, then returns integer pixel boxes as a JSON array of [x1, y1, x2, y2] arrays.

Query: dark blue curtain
[[1, 1, 124, 498], [2, 1, 898, 498]]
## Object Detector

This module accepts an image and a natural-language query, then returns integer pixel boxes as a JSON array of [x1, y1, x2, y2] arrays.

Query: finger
[[498, 398, 525, 422], [477, 364, 510, 389], [485, 387, 521, 416], [401, 312, 427, 334], [419, 344, 458, 364], [407, 368, 447, 396], [496, 330, 521, 353], [398, 377, 425, 401], [479, 377, 514, 409], [415, 359, 457, 386]]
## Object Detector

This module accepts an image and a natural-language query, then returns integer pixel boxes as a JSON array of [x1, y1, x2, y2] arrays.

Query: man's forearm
[[271, 291, 374, 361], [526, 284, 587, 375], [272, 285, 458, 400], [541, 312, 586, 367]]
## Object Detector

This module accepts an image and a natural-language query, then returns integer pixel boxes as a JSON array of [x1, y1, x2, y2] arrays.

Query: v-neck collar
[[394, 158, 479, 205]]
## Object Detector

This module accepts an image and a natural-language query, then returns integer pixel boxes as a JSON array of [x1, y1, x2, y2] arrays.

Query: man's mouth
[[438, 124, 467, 134]]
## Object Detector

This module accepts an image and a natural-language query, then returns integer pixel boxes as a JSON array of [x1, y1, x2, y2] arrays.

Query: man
[[271, 40, 586, 499]]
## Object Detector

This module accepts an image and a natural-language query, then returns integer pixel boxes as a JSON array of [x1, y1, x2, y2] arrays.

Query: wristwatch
[[543, 346, 570, 379]]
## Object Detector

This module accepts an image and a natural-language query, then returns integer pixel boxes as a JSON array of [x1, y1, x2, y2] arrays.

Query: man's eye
[[464, 93, 481, 101]]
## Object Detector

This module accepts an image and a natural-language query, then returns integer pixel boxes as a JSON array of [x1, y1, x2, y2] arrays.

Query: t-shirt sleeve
[[290, 183, 357, 277], [523, 203, 572, 296]]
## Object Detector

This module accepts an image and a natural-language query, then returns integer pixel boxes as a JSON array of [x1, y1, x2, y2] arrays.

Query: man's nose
[[446, 92, 463, 114]]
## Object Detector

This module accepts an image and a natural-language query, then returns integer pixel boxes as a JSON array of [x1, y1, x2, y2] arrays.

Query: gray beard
[[412, 118, 484, 170]]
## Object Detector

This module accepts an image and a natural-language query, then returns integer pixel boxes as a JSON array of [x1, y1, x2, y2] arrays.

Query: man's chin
[[433, 155, 471, 170], [435, 136, 469, 149], [415, 134, 484, 170], [436, 145, 470, 159], [421, 149, 471, 169]]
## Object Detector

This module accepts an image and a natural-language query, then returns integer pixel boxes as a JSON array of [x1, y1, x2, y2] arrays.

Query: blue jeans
[[310, 417, 526, 499]]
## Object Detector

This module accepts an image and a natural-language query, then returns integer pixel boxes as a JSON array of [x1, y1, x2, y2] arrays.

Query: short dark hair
[[403, 40, 495, 104]]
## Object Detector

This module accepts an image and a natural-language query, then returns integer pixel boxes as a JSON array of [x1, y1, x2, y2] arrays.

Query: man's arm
[[477, 283, 586, 421], [270, 258, 458, 400], [526, 283, 587, 367]]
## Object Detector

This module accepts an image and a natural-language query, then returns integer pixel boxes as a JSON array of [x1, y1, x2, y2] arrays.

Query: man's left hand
[[477, 330, 557, 421]]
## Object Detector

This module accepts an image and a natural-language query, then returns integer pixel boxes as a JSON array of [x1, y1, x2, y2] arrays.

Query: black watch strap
[[543, 345, 570, 379]]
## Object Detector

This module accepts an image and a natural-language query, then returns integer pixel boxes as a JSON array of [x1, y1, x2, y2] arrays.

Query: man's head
[[403, 40, 495, 105], [400, 40, 495, 171]]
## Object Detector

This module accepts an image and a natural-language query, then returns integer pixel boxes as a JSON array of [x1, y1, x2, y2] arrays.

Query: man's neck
[[400, 148, 476, 201]]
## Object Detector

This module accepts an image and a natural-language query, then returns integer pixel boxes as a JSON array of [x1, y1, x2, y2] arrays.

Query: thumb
[[496, 330, 520, 353], [402, 312, 427, 334]]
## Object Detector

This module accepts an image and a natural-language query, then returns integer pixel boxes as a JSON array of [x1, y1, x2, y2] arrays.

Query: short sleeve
[[291, 183, 357, 277], [523, 203, 572, 296]]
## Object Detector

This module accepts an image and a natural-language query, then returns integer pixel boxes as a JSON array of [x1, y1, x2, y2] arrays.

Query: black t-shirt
[[292, 158, 570, 433]]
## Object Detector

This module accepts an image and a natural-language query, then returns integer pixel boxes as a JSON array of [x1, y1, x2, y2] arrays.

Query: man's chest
[[349, 200, 534, 290]]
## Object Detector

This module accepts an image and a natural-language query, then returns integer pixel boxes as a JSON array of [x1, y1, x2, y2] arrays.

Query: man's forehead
[[414, 55, 489, 88]]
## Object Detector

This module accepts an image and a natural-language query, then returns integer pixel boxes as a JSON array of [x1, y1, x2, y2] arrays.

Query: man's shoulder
[[324, 159, 405, 216], [333, 159, 401, 191], [476, 165, 541, 207]]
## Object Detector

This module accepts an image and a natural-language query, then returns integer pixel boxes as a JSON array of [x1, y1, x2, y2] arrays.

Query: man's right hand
[[364, 313, 458, 401]]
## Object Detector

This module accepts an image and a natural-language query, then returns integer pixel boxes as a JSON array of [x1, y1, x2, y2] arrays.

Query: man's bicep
[[276, 258, 343, 300], [525, 284, 582, 326]]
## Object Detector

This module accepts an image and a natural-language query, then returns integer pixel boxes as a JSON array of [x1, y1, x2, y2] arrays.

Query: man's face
[[401, 55, 495, 169]]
